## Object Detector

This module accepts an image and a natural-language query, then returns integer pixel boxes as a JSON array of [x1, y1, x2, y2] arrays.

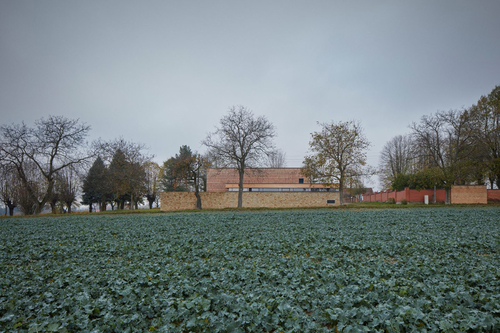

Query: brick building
[[160, 168, 341, 211], [206, 168, 338, 192]]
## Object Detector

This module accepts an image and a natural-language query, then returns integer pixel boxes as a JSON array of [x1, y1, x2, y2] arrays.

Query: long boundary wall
[[160, 191, 340, 211], [451, 185, 487, 204], [362, 186, 488, 204], [362, 188, 445, 203], [487, 189, 500, 202]]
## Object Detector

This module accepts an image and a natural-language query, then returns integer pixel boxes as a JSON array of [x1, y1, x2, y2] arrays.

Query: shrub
[[401, 199, 408, 205], [387, 198, 395, 204]]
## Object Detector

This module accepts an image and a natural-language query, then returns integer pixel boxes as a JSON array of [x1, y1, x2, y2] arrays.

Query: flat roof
[[225, 183, 338, 189]]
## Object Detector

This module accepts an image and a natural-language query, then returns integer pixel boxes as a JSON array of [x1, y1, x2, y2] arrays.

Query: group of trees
[[0, 116, 93, 215], [6, 86, 494, 214], [379, 85, 500, 203], [160, 145, 207, 209], [0, 115, 162, 215], [0, 106, 374, 214], [202, 106, 372, 207], [81, 139, 161, 212]]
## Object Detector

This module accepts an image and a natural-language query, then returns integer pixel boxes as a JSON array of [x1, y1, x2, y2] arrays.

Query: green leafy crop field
[[1, 208, 499, 332]]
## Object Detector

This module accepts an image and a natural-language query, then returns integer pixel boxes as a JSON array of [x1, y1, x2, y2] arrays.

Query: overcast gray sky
[[1, 1, 499, 190]]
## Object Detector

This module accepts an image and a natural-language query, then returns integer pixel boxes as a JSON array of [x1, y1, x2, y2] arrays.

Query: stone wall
[[451, 185, 487, 204], [160, 191, 340, 211]]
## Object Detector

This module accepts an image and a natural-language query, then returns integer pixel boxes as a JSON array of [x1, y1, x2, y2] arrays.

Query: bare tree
[[203, 106, 276, 208], [302, 120, 371, 205], [0, 166, 20, 216], [378, 134, 414, 189], [189, 153, 209, 209], [48, 188, 60, 214], [93, 137, 152, 165], [15, 160, 44, 215], [410, 110, 475, 204], [0, 116, 92, 214], [265, 149, 287, 168], [56, 166, 81, 213], [144, 161, 161, 209]]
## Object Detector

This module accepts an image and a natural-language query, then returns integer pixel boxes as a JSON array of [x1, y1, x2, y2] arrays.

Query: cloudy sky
[[1, 1, 499, 189]]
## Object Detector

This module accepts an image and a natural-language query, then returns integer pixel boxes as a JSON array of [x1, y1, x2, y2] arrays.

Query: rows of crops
[[1, 208, 499, 332]]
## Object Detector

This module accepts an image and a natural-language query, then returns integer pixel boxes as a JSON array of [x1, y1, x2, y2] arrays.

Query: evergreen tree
[[108, 149, 128, 209], [108, 149, 146, 210], [161, 146, 208, 209], [161, 145, 194, 192], [81, 156, 107, 212]]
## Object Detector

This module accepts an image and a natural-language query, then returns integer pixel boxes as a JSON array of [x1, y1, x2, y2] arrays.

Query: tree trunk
[[433, 184, 437, 204], [66, 202, 72, 214], [36, 179, 55, 215], [238, 169, 244, 208], [89, 203, 93, 213], [130, 193, 134, 210], [50, 203, 57, 214], [35, 202, 44, 215], [194, 169, 202, 209], [146, 194, 155, 209], [339, 178, 344, 205], [7, 203, 15, 216], [445, 187, 451, 205], [195, 187, 202, 209]]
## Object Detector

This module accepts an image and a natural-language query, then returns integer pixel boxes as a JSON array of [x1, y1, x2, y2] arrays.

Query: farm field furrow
[[0, 208, 499, 332]]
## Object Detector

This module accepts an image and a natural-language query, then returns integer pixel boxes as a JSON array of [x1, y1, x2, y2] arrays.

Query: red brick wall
[[207, 168, 308, 192], [362, 188, 446, 203], [407, 189, 446, 203], [487, 189, 500, 202], [395, 190, 405, 202], [364, 186, 491, 204]]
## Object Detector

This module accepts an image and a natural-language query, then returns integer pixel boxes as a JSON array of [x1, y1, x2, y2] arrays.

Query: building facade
[[207, 168, 338, 192], [160, 168, 340, 211]]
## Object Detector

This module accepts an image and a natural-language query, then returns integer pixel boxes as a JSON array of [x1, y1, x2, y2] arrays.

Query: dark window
[[327, 200, 336, 204], [299, 178, 304, 184]]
